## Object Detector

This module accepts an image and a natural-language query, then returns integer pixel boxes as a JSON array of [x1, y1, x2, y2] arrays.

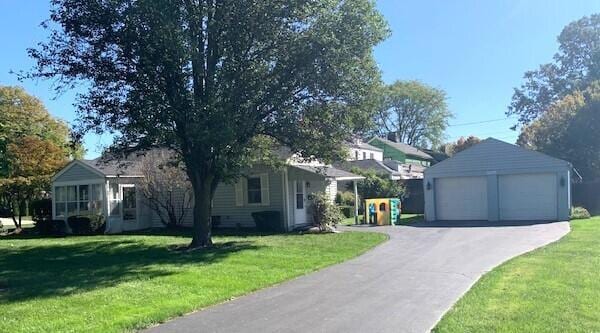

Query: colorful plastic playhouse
[[364, 198, 402, 226]]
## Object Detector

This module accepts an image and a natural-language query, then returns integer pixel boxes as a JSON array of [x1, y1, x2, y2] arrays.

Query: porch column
[[353, 180, 359, 225]]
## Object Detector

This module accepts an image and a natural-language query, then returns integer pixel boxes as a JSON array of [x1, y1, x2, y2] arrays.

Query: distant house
[[346, 139, 384, 161], [368, 137, 433, 166], [51, 150, 364, 233]]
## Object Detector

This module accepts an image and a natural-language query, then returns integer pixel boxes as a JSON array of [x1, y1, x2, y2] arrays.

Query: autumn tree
[[0, 86, 81, 178], [139, 150, 192, 229], [27, 0, 389, 248], [0, 136, 67, 231], [509, 14, 600, 124], [373, 80, 452, 148]]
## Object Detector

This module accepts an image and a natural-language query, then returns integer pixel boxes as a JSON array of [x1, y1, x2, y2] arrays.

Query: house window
[[370, 153, 374, 159], [296, 182, 304, 209], [109, 183, 121, 216], [362, 152, 367, 160], [379, 203, 386, 211], [54, 184, 104, 219], [247, 177, 262, 204], [354, 151, 359, 160]]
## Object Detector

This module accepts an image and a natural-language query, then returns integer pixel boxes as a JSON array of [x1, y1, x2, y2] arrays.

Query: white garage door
[[499, 173, 557, 220], [435, 176, 488, 220]]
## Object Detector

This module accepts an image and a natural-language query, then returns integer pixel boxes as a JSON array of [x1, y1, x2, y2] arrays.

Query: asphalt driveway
[[144, 220, 569, 333]]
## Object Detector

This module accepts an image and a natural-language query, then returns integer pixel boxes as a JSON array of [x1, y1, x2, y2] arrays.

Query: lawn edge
[[136, 230, 389, 332], [430, 221, 572, 333]]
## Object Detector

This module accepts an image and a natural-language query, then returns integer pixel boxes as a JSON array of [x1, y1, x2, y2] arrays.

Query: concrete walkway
[[144, 220, 570, 333]]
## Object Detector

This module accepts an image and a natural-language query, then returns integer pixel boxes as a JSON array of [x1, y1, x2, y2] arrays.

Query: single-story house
[[368, 137, 434, 166], [424, 138, 572, 222], [51, 154, 364, 233]]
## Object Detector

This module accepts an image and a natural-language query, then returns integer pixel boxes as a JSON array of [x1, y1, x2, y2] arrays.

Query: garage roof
[[425, 138, 571, 177]]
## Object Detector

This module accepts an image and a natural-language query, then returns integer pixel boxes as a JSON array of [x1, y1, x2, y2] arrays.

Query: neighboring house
[[346, 139, 384, 161], [424, 138, 572, 222], [368, 137, 434, 166], [51, 151, 364, 233]]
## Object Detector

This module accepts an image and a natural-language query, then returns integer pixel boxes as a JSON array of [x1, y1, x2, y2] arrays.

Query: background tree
[[518, 82, 600, 180], [27, 0, 389, 248], [0, 136, 67, 231], [139, 150, 192, 229], [509, 14, 600, 124], [0, 85, 81, 178], [351, 168, 405, 200], [439, 136, 482, 156], [373, 80, 452, 148]]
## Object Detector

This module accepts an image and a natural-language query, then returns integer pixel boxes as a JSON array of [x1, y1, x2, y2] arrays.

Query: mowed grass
[[434, 217, 600, 333], [0, 230, 387, 333]]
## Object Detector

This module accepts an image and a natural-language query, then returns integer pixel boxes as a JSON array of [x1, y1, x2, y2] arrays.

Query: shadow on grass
[[0, 237, 261, 303]]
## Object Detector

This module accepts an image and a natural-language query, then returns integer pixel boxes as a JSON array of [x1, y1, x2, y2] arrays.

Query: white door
[[499, 173, 557, 220], [435, 176, 488, 220], [294, 180, 307, 226]]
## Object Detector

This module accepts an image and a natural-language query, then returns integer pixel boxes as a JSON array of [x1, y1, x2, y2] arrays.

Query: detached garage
[[424, 138, 571, 222]]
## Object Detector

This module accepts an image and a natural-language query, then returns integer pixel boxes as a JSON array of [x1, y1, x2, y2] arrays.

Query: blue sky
[[1, 1, 599, 158]]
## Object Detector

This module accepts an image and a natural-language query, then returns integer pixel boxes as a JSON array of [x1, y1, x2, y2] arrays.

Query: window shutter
[[234, 181, 244, 206], [260, 174, 270, 206]]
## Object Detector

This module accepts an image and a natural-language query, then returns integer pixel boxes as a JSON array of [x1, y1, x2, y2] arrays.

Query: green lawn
[[434, 217, 600, 333], [0, 230, 387, 333], [341, 213, 423, 225]]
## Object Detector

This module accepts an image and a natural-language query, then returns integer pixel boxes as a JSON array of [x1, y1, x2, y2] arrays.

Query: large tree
[[508, 14, 600, 124], [27, 0, 389, 247], [518, 82, 600, 180], [373, 80, 451, 148], [0, 86, 80, 177]]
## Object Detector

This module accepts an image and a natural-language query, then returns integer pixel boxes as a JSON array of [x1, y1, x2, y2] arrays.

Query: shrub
[[251, 211, 282, 232], [67, 215, 106, 235], [35, 219, 67, 236], [335, 191, 355, 206], [312, 192, 343, 231], [339, 205, 354, 218], [31, 199, 53, 222], [350, 168, 405, 199], [571, 206, 591, 220]]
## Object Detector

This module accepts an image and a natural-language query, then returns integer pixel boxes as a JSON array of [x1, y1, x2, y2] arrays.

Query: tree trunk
[[190, 172, 216, 248]]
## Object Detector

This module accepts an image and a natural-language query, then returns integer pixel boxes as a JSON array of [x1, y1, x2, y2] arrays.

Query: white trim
[[52, 160, 105, 181], [281, 169, 289, 231], [106, 175, 144, 178], [53, 179, 106, 187], [333, 176, 365, 181]]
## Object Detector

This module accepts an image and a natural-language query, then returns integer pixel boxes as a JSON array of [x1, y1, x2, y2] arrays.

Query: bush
[[571, 206, 591, 220], [251, 211, 282, 232], [312, 192, 343, 231], [350, 168, 405, 199], [339, 205, 354, 218], [335, 191, 355, 206], [35, 219, 67, 236], [31, 199, 53, 222], [67, 215, 106, 235]]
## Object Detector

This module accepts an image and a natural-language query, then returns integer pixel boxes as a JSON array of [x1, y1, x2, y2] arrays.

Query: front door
[[294, 180, 307, 226], [122, 185, 137, 224]]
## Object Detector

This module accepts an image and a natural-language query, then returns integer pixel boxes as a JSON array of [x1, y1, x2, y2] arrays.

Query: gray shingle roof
[[291, 165, 365, 180], [334, 159, 402, 177], [81, 156, 144, 177], [369, 137, 433, 160]]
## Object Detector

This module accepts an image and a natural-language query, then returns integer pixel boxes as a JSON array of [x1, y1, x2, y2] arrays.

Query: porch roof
[[290, 165, 365, 181]]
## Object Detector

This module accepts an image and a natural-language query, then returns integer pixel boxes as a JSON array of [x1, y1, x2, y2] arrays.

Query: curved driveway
[[144, 220, 569, 333]]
